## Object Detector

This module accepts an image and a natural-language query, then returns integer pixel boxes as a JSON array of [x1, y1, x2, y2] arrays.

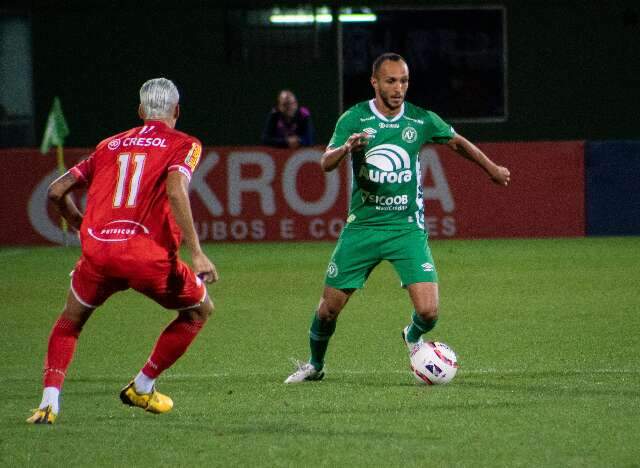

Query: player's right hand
[[344, 132, 369, 153]]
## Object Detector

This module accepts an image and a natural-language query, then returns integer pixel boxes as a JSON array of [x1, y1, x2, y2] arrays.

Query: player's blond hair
[[139, 78, 179, 119]]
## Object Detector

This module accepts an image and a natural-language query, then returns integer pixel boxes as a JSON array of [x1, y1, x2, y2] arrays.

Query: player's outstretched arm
[[446, 134, 511, 186], [320, 132, 369, 172], [166, 172, 219, 283], [47, 171, 85, 231]]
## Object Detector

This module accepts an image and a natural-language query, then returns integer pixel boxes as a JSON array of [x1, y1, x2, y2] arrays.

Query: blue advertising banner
[[586, 141, 640, 235]]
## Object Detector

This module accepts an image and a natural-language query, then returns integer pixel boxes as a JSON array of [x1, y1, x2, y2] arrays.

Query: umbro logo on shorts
[[421, 262, 434, 272]]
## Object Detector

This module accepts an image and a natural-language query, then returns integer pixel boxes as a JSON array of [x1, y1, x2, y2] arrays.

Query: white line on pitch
[[6, 368, 630, 384], [165, 368, 640, 379]]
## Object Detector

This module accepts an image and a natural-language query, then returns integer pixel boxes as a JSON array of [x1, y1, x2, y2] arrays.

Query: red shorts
[[70, 255, 207, 310]]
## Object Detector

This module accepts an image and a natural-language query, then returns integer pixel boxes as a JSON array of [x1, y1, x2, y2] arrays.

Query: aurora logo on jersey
[[359, 144, 412, 184]]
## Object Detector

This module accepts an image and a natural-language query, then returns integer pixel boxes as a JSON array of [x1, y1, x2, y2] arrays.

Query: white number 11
[[114, 153, 146, 207]]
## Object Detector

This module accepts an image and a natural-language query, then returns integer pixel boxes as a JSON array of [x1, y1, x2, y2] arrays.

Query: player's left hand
[[193, 251, 219, 283], [490, 165, 511, 186]]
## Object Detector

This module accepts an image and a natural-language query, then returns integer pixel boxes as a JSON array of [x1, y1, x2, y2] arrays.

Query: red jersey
[[71, 120, 202, 267]]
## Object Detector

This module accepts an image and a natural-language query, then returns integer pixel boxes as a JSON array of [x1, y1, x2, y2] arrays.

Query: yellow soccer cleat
[[26, 406, 57, 424], [119, 381, 173, 414]]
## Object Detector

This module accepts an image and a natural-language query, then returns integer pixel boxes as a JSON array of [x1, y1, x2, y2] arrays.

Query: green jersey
[[329, 100, 455, 231]]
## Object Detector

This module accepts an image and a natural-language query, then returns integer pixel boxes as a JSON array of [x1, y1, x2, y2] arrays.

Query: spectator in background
[[261, 90, 314, 148]]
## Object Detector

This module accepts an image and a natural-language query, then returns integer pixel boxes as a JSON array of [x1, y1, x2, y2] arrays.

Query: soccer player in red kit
[[27, 78, 218, 424]]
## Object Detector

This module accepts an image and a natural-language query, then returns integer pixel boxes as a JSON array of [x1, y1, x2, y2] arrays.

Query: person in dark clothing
[[261, 90, 315, 148]]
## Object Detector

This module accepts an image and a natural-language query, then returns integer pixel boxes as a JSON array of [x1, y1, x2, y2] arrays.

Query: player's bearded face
[[380, 85, 407, 110], [374, 60, 409, 110]]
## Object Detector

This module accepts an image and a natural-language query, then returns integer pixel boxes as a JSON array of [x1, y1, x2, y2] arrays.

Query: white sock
[[133, 371, 155, 394], [40, 387, 60, 414]]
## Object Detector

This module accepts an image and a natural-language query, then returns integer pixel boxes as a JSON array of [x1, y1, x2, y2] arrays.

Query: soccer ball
[[410, 341, 459, 385]]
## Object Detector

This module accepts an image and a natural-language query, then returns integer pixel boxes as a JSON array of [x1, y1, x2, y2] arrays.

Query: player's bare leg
[[285, 287, 355, 383], [120, 297, 214, 414], [317, 286, 354, 321], [402, 282, 439, 350], [27, 291, 95, 424]]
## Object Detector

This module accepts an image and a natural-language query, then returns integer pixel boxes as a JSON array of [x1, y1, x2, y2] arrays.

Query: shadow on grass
[[152, 421, 443, 439]]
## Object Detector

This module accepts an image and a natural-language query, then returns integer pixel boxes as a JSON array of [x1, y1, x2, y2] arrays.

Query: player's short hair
[[372, 53, 406, 77], [139, 78, 179, 119]]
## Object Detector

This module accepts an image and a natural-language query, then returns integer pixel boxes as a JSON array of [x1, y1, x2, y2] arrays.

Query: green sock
[[406, 311, 437, 343], [309, 311, 336, 371]]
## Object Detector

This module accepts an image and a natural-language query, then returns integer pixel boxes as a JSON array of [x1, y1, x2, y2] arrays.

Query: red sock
[[43, 317, 82, 389], [141, 317, 205, 379]]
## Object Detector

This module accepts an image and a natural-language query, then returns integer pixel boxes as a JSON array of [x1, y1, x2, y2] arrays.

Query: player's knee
[[415, 303, 438, 321], [60, 303, 94, 328], [317, 288, 353, 321], [187, 299, 214, 322], [201, 299, 214, 319], [317, 301, 342, 321]]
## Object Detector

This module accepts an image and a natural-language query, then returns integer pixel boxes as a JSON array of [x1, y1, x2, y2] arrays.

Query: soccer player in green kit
[[285, 53, 511, 383]]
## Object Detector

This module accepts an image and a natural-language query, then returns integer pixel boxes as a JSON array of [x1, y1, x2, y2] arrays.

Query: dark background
[[343, 8, 505, 120], [5, 0, 640, 146]]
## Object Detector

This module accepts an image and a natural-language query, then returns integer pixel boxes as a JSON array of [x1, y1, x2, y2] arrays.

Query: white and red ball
[[410, 341, 459, 385]]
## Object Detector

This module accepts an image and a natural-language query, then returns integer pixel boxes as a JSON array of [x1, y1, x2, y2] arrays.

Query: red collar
[[142, 120, 171, 130]]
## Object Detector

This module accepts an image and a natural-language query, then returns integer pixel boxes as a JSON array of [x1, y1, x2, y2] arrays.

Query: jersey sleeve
[[70, 153, 96, 184], [328, 109, 357, 149], [168, 138, 203, 182], [424, 111, 456, 144]]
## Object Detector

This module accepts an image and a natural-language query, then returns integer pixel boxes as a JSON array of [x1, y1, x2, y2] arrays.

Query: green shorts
[[324, 226, 438, 289]]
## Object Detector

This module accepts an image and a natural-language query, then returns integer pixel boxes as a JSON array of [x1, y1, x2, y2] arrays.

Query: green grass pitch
[[1, 237, 639, 467]]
